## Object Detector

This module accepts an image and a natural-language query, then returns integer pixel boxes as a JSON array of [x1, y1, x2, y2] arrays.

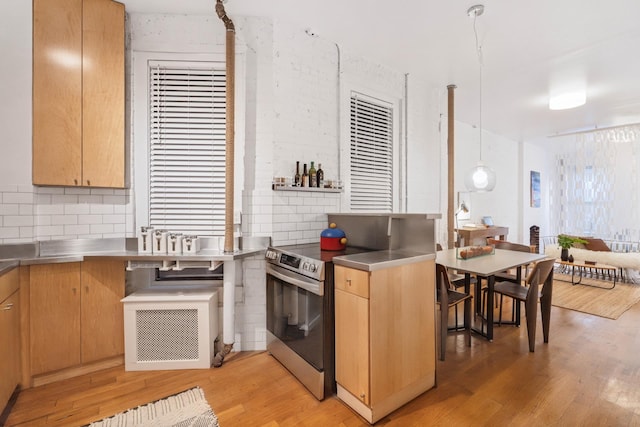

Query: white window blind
[[148, 62, 227, 236], [350, 93, 394, 211]]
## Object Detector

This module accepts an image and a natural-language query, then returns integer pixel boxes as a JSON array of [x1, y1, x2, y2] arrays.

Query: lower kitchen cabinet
[[334, 260, 436, 424], [0, 269, 20, 413], [29, 260, 125, 378]]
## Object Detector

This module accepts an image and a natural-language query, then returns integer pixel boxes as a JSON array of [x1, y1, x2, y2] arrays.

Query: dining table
[[436, 248, 548, 341]]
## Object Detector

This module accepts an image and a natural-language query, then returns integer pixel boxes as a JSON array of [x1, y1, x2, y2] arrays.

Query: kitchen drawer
[[0, 268, 19, 303], [335, 265, 369, 299]]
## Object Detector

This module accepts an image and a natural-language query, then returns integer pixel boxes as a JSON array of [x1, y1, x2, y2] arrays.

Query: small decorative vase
[[561, 248, 569, 261], [568, 254, 574, 263]]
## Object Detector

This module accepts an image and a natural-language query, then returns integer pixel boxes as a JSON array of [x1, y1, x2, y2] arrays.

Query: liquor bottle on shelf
[[294, 161, 300, 186], [301, 163, 308, 187], [316, 163, 324, 188], [309, 161, 317, 188]]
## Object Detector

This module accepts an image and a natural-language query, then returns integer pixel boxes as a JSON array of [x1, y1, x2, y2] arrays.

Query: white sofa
[[544, 245, 640, 282]]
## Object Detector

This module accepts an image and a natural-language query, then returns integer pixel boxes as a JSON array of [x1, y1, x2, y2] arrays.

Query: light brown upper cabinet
[[33, 0, 125, 188]]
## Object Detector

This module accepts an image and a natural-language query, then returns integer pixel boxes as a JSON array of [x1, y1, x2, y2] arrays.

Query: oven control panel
[[265, 247, 324, 281]]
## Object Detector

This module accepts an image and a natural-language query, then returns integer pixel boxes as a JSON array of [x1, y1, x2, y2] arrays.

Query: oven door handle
[[266, 264, 324, 296]]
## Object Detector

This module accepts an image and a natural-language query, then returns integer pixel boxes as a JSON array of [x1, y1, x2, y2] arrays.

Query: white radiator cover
[[122, 289, 218, 370]]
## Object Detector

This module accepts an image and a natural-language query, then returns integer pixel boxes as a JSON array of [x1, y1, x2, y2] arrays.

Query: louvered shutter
[[350, 93, 394, 211], [148, 62, 227, 236]]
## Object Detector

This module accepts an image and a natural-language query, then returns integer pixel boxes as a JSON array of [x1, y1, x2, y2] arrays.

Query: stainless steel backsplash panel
[[328, 213, 440, 253], [0, 242, 38, 260], [39, 238, 127, 256]]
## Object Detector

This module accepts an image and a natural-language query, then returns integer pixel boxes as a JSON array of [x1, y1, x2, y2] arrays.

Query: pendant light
[[465, 4, 496, 192]]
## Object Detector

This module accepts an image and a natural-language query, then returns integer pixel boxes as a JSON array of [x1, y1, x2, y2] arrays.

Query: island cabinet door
[[369, 260, 436, 405], [80, 260, 125, 363], [30, 263, 82, 376], [335, 287, 370, 405]]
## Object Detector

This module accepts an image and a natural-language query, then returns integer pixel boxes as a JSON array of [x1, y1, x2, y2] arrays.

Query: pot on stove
[[320, 223, 347, 251]]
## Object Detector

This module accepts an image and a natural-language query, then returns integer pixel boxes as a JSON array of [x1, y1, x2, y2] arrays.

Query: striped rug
[[552, 274, 640, 319], [85, 386, 218, 427]]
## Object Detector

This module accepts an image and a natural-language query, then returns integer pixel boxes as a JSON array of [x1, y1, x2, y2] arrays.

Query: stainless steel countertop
[[17, 248, 263, 266], [0, 260, 19, 276], [0, 237, 269, 275], [332, 249, 435, 271]]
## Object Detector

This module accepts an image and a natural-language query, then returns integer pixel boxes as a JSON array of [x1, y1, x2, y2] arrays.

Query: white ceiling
[[122, 0, 640, 142]]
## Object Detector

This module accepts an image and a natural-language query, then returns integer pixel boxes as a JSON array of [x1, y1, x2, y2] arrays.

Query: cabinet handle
[[72, 287, 77, 295], [3, 303, 13, 311], [74, 178, 78, 185], [87, 179, 91, 186], [359, 393, 365, 400], [346, 278, 352, 286]]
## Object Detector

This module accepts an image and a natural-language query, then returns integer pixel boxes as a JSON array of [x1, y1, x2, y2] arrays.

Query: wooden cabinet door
[[0, 270, 20, 410], [335, 288, 370, 405], [33, 0, 125, 188], [30, 263, 82, 375], [82, 0, 125, 188], [80, 260, 125, 363], [32, 0, 83, 186]]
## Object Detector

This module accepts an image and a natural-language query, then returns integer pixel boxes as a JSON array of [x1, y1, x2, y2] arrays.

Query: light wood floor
[[5, 298, 640, 426]]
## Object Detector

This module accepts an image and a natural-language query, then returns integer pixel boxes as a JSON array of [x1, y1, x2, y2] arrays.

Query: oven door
[[266, 264, 324, 371]]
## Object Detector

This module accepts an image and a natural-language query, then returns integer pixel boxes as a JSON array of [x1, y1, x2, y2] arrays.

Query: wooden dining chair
[[435, 263, 473, 361], [437, 243, 477, 329], [492, 258, 555, 352], [480, 239, 535, 328]]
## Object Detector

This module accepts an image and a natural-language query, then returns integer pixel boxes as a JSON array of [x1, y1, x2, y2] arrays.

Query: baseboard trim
[[31, 356, 124, 388]]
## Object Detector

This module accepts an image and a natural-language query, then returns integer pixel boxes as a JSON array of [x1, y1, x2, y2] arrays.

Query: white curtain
[[550, 125, 640, 242]]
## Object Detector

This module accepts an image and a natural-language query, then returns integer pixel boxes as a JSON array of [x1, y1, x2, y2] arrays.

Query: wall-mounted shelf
[[272, 185, 342, 193]]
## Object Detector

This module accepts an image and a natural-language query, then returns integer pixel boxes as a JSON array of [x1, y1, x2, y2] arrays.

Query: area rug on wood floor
[[552, 274, 640, 319], [85, 386, 219, 427]]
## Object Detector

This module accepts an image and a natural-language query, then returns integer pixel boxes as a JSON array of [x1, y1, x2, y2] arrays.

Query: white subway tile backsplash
[[36, 187, 65, 195], [19, 227, 33, 239], [19, 204, 33, 215], [102, 214, 125, 224], [78, 195, 103, 204], [4, 215, 34, 227], [90, 224, 115, 234], [36, 205, 64, 215], [103, 195, 126, 205], [52, 194, 79, 204], [64, 204, 91, 215], [65, 187, 91, 195], [51, 215, 78, 225], [3, 192, 33, 204], [63, 224, 91, 235], [0, 227, 19, 239], [0, 185, 18, 193], [0, 205, 19, 215], [90, 188, 116, 195], [36, 216, 51, 226], [0, 184, 135, 243], [36, 225, 64, 237]]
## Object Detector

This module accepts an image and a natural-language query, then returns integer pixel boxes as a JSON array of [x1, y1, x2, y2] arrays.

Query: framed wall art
[[530, 170, 541, 208]]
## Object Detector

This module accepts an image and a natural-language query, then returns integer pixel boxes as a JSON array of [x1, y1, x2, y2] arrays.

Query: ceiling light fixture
[[549, 91, 586, 110], [464, 4, 496, 193]]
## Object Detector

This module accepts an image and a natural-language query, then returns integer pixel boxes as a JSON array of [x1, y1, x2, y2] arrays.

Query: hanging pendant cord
[[473, 12, 483, 162]]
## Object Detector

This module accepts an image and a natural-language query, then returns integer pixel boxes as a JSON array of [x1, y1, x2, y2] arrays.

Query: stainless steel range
[[265, 243, 370, 400]]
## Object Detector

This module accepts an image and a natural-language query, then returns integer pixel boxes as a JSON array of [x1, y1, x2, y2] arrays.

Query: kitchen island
[[332, 251, 436, 424]]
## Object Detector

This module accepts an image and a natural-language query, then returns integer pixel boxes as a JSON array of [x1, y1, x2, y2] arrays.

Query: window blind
[[148, 62, 227, 236], [350, 93, 394, 211]]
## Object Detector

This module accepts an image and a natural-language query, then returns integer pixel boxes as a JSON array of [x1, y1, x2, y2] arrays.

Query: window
[[147, 60, 227, 236], [349, 92, 394, 211]]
